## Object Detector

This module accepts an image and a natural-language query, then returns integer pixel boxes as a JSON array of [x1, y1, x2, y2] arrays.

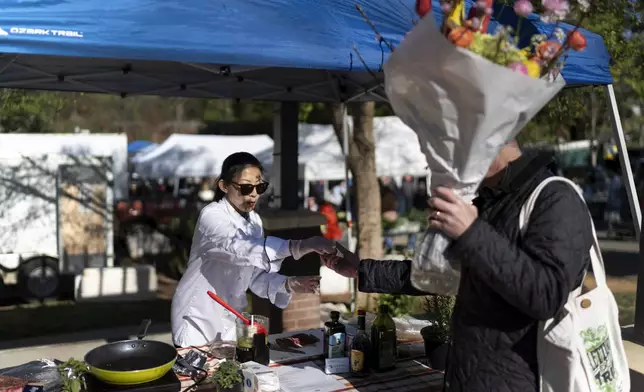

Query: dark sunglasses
[[232, 182, 269, 196]]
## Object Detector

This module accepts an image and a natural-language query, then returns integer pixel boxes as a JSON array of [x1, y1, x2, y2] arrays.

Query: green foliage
[[521, 0, 644, 144], [0, 89, 64, 133], [422, 295, 455, 343], [209, 360, 243, 389], [378, 294, 415, 317], [57, 358, 89, 392], [405, 208, 429, 228]]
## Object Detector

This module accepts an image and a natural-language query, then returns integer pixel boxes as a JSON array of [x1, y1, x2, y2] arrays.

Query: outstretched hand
[[291, 236, 336, 260], [320, 242, 359, 278], [286, 276, 321, 294]]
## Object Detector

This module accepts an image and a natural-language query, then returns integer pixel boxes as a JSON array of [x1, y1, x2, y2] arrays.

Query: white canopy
[[257, 116, 429, 181], [132, 134, 275, 178], [0, 133, 128, 200], [132, 117, 429, 182]]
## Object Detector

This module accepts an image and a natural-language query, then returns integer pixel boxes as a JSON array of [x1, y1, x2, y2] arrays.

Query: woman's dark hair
[[214, 152, 264, 202]]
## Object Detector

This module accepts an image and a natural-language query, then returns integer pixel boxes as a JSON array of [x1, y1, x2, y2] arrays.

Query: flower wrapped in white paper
[[383, 11, 565, 295]]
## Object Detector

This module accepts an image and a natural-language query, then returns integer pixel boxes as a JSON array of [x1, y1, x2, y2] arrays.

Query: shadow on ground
[[631, 369, 644, 392], [602, 250, 641, 277], [0, 299, 171, 349]]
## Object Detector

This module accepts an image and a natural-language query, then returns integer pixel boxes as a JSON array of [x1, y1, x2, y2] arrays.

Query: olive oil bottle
[[371, 304, 397, 371], [350, 309, 371, 377], [324, 311, 346, 358]]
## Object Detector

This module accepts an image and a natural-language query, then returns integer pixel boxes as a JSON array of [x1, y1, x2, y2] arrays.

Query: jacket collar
[[478, 151, 554, 198]]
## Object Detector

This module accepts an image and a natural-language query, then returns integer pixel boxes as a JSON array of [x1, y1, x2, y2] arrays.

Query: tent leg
[[606, 84, 641, 234], [606, 84, 644, 341], [271, 103, 282, 208], [341, 104, 356, 312]]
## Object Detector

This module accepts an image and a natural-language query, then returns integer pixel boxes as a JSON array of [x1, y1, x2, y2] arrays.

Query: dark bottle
[[371, 304, 397, 371], [324, 311, 347, 358], [350, 310, 371, 377]]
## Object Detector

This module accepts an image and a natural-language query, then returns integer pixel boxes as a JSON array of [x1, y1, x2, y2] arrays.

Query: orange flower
[[535, 41, 561, 61], [568, 30, 587, 51], [448, 27, 473, 48]]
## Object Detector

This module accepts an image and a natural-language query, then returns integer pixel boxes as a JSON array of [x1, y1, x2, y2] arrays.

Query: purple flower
[[470, 17, 481, 30], [509, 62, 529, 75], [513, 0, 534, 17], [541, 0, 570, 22]]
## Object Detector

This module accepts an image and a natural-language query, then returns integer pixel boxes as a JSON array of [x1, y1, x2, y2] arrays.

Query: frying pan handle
[[137, 319, 152, 340]]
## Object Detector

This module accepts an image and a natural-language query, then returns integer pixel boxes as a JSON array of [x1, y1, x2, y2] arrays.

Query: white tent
[[256, 116, 429, 181], [132, 134, 275, 178], [0, 133, 128, 200]]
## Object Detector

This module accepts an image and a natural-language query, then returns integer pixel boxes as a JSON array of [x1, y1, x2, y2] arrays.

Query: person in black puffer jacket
[[324, 141, 593, 392]]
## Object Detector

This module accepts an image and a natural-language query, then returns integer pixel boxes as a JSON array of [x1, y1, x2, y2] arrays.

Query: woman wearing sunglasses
[[172, 152, 335, 347]]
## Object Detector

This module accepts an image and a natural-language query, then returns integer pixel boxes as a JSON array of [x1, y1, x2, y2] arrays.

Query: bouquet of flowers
[[378, 0, 590, 294]]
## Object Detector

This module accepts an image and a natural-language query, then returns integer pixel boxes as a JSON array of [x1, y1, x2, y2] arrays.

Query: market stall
[[256, 116, 429, 182], [132, 134, 275, 179], [0, 313, 442, 392]]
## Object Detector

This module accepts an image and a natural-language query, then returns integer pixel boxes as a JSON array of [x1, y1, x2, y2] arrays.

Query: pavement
[[0, 324, 173, 368]]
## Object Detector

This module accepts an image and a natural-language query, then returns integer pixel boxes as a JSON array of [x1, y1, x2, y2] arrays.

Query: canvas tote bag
[[519, 176, 630, 392]]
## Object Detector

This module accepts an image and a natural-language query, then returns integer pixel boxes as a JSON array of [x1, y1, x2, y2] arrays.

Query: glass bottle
[[350, 310, 371, 377], [371, 304, 397, 371], [324, 311, 347, 358]]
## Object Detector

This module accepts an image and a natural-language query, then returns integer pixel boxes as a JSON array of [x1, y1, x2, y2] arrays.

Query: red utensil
[[206, 291, 268, 336]]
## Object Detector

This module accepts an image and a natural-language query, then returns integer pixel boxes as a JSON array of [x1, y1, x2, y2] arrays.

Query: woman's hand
[[290, 236, 336, 260], [428, 187, 478, 239], [286, 276, 321, 294]]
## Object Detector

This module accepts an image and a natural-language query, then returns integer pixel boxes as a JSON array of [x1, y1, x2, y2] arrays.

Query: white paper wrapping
[[383, 13, 565, 294]]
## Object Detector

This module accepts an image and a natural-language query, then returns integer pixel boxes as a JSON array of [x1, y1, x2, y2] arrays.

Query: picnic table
[[177, 341, 444, 392]]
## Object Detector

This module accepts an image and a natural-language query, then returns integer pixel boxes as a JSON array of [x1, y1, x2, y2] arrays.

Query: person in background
[[306, 196, 319, 212], [604, 158, 628, 238], [317, 196, 343, 241], [401, 175, 416, 214], [312, 180, 325, 201], [172, 152, 335, 347], [412, 178, 429, 211], [381, 176, 407, 215], [198, 181, 215, 203], [381, 178, 399, 253], [328, 180, 347, 207], [323, 141, 593, 392]]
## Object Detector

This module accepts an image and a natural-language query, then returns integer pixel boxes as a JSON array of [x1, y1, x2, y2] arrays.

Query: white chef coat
[[171, 198, 292, 347]]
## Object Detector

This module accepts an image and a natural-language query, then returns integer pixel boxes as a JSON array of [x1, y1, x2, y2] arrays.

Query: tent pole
[[606, 84, 644, 342], [271, 103, 282, 208], [605, 84, 641, 235], [342, 104, 356, 312]]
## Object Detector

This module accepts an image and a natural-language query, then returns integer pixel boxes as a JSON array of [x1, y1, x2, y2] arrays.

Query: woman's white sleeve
[[196, 210, 290, 272], [248, 269, 291, 309]]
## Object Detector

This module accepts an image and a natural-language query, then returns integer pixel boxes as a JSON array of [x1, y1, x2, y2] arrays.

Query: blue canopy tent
[[127, 140, 157, 155], [0, 0, 613, 100]]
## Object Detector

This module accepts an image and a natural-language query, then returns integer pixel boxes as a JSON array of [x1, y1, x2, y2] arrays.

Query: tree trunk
[[330, 102, 383, 312]]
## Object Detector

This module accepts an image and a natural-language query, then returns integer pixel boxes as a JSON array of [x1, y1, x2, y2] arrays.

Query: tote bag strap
[[519, 176, 606, 289]]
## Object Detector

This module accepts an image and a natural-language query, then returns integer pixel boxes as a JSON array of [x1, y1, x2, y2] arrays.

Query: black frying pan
[[84, 319, 177, 385]]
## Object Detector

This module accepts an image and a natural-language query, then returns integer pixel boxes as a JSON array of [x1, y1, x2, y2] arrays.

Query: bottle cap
[[330, 311, 340, 320], [357, 309, 366, 316]]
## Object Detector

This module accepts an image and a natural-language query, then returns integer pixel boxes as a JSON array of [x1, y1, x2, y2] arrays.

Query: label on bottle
[[378, 331, 396, 369], [350, 350, 365, 372], [328, 332, 346, 358]]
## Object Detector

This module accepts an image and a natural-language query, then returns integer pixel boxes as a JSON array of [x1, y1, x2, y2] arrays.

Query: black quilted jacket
[[358, 153, 593, 392]]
